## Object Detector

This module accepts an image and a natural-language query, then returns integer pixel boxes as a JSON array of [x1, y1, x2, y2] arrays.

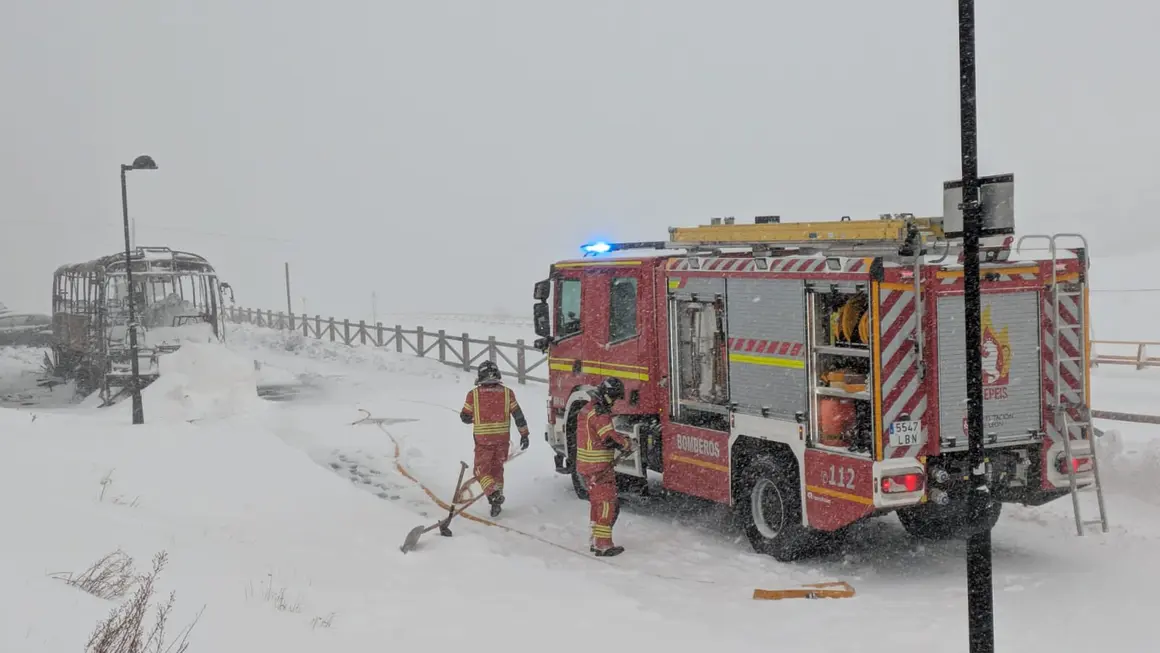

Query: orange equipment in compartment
[[818, 396, 857, 447]]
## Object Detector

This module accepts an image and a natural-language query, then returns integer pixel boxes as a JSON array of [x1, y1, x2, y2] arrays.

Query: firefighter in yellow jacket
[[460, 361, 530, 516], [576, 378, 631, 556]]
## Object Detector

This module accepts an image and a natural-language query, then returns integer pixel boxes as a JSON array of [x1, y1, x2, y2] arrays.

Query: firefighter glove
[[520, 434, 530, 450]]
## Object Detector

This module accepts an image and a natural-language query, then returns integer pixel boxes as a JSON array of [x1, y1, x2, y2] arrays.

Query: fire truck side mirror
[[533, 279, 551, 301], [533, 301, 551, 338]]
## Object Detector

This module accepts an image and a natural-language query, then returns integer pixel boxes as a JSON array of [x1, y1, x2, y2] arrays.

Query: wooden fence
[[223, 306, 547, 384], [223, 306, 1157, 383], [1090, 340, 1160, 370]]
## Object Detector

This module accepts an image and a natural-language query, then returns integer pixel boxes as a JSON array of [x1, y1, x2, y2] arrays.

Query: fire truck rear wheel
[[896, 495, 1003, 540], [738, 456, 811, 562]]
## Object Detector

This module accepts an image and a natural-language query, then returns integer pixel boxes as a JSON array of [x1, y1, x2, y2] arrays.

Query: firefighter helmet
[[595, 377, 625, 404], [476, 360, 502, 385]]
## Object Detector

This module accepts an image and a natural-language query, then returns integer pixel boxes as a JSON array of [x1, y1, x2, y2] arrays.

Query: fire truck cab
[[532, 176, 1103, 561]]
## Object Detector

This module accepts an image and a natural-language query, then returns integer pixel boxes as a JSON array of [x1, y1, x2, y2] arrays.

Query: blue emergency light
[[581, 241, 612, 255]]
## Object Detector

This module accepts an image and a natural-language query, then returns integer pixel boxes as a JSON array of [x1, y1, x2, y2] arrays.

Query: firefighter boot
[[488, 491, 504, 517], [594, 545, 624, 557]]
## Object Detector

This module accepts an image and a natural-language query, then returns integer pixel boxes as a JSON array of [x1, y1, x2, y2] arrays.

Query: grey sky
[[3, 1, 1157, 317]]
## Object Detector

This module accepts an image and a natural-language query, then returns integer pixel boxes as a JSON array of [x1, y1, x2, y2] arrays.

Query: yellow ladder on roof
[[667, 216, 945, 251]]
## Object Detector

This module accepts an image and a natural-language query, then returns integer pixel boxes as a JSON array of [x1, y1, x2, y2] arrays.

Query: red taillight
[[1057, 455, 1093, 475], [882, 473, 925, 494]]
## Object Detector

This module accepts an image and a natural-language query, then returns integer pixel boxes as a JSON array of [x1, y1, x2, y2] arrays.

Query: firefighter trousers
[[584, 473, 619, 550], [473, 441, 509, 498]]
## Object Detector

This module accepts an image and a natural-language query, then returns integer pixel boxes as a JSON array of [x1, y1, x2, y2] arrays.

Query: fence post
[[343, 319, 351, 345], [359, 320, 367, 345], [417, 327, 425, 357], [395, 325, 403, 353], [517, 339, 527, 384], [289, 310, 295, 331], [328, 318, 336, 342], [438, 330, 447, 362], [276, 312, 285, 330], [314, 315, 321, 339], [1139, 343, 1147, 371], [462, 333, 471, 371], [376, 322, 384, 347], [266, 309, 273, 327], [488, 336, 497, 364]]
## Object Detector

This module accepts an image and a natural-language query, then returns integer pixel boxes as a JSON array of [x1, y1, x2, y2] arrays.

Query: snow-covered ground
[[1, 319, 1159, 652]]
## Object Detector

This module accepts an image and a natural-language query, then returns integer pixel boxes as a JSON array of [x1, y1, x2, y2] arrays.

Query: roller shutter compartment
[[726, 278, 807, 421], [936, 291, 1041, 447]]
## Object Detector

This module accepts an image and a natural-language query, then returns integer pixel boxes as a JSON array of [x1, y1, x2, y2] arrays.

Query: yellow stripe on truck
[[805, 484, 873, 506], [547, 359, 651, 380], [555, 260, 643, 268], [727, 352, 806, 370], [582, 366, 649, 381], [671, 454, 729, 473]]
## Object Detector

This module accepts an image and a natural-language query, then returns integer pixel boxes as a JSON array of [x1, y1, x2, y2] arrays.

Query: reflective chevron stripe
[[665, 257, 874, 273], [878, 284, 927, 460], [1042, 290, 1086, 462]]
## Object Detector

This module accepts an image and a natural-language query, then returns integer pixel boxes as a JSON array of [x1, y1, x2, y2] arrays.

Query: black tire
[[736, 455, 813, 562], [565, 404, 589, 500], [897, 496, 1003, 540]]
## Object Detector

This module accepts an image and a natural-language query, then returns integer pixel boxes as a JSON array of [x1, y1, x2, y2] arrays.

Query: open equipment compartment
[[807, 283, 874, 456]]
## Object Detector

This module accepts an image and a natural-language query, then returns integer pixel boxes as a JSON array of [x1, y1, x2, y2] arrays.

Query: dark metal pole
[[959, 1, 994, 651], [121, 165, 144, 425], [284, 262, 293, 317]]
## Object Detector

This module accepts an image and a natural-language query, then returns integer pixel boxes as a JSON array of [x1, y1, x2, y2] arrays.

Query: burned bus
[[49, 246, 233, 403]]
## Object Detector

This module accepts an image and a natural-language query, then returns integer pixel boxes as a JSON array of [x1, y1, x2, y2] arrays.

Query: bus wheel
[[738, 456, 812, 561]]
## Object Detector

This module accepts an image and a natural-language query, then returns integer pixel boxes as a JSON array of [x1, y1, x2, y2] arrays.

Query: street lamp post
[[957, 2, 996, 652], [120, 154, 158, 425]]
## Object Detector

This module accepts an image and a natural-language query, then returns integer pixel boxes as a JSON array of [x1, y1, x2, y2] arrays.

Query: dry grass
[[84, 551, 204, 653], [97, 469, 140, 507], [51, 549, 136, 601], [244, 573, 302, 614], [310, 612, 336, 630]]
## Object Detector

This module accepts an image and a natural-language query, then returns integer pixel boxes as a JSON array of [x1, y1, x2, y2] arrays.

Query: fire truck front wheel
[[565, 410, 590, 500], [737, 456, 812, 562], [570, 462, 590, 500]]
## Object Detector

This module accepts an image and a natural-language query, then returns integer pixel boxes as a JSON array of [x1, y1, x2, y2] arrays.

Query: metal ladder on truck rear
[[1018, 233, 1109, 536]]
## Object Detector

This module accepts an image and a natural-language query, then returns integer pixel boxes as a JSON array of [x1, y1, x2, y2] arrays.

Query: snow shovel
[[400, 461, 481, 553], [453, 446, 527, 504]]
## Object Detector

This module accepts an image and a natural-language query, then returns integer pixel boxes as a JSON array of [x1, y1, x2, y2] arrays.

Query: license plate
[[888, 420, 923, 447]]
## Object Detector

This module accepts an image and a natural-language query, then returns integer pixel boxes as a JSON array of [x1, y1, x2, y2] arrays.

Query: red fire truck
[[531, 177, 1107, 561]]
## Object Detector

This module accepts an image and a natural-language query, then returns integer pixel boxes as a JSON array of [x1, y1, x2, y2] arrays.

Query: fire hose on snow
[[350, 408, 854, 598]]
